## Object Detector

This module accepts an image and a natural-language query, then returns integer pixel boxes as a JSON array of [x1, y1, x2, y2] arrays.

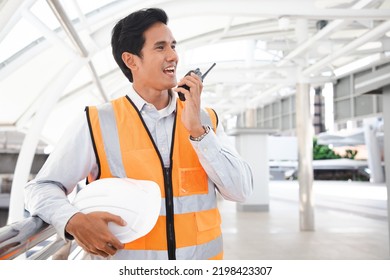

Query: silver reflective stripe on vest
[[96, 103, 127, 178], [159, 179, 217, 216], [109, 235, 223, 260], [176, 235, 223, 260]]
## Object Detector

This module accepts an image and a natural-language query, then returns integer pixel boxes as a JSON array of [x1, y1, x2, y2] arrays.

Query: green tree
[[344, 149, 358, 159], [313, 138, 341, 160], [313, 138, 357, 160]]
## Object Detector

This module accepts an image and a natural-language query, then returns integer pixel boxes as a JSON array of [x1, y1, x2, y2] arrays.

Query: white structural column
[[364, 118, 385, 183], [296, 82, 315, 231], [295, 19, 315, 231], [382, 85, 390, 254], [7, 60, 84, 224]]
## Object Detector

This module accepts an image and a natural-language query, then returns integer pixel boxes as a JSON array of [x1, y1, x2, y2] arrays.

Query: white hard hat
[[72, 177, 161, 243]]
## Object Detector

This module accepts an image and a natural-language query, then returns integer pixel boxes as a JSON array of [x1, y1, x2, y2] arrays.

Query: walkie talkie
[[177, 62, 216, 101]]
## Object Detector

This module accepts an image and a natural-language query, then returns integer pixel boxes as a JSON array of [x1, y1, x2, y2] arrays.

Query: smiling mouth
[[163, 66, 175, 75]]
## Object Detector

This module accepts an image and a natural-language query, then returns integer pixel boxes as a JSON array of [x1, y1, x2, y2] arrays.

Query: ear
[[122, 52, 137, 71]]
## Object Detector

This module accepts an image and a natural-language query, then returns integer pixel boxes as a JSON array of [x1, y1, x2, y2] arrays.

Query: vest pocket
[[195, 208, 221, 231], [178, 167, 208, 196], [195, 208, 222, 245]]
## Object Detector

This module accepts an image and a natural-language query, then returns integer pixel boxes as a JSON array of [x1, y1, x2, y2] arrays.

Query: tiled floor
[[219, 180, 389, 260]]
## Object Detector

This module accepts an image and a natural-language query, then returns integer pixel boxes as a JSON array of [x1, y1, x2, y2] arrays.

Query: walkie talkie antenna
[[201, 63, 216, 80]]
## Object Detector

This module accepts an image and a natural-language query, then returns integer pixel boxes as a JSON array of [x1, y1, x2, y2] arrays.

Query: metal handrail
[[0, 216, 58, 259], [28, 236, 68, 260]]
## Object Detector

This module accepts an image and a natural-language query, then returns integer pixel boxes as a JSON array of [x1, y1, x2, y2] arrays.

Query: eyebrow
[[154, 40, 177, 47]]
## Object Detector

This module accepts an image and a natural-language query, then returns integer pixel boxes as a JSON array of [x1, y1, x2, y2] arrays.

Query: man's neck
[[132, 84, 171, 110]]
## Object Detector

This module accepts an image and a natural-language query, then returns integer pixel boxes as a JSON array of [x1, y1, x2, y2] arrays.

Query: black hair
[[111, 8, 168, 83]]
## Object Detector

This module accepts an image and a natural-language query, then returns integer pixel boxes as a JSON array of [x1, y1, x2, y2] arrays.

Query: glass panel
[[281, 98, 289, 113], [292, 113, 296, 128], [272, 102, 280, 115], [334, 99, 351, 120], [354, 95, 373, 117], [77, 0, 117, 14], [264, 104, 271, 118], [0, 19, 42, 63], [334, 76, 350, 99], [264, 119, 272, 128], [256, 108, 263, 126], [377, 95, 383, 113], [31, 0, 61, 30], [282, 115, 290, 130], [272, 117, 279, 129], [291, 95, 295, 113]]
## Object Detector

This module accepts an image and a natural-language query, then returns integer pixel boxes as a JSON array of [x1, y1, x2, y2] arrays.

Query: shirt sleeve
[[24, 111, 97, 240], [190, 122, 254, 202]]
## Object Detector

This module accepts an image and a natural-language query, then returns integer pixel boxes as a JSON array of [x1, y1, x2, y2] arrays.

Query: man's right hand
[[65, 211, 126, 258]]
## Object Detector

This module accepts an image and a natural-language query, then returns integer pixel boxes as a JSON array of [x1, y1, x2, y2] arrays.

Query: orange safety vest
[[85, 95, 223, 260]]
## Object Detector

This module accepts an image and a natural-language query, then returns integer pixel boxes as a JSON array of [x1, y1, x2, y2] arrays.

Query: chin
[[166, 81, 177, 89]]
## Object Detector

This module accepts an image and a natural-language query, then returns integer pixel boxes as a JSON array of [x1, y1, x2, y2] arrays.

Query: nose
[[167, 47, 178, 62]]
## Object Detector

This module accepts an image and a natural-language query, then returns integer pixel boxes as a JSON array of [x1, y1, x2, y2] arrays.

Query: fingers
[[69, 211, 125, 258], [177, 72, 201, 86], [80, 239, 122, 258], [94, 242, 118, 257], [97, 212, 126, 251], [175, 72, 203, 100], [83, 244, 110, 258], [106, 236, 125, 252], [76, 236, 123, 258], [101, 211, 127, 227]]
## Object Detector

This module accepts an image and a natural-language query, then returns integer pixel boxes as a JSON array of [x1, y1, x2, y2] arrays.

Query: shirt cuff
[[190, 129, 220, 161], [50, 204, 80, 241]]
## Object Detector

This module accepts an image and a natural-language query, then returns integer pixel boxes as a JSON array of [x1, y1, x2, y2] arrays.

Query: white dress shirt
[[24, 87, 253, 240]]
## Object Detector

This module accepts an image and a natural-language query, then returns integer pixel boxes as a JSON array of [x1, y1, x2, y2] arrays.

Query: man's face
[[134, 22, 178, 91]]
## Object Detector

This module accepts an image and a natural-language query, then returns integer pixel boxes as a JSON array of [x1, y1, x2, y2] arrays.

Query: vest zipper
[[163, 166, 176, 260], [125, 96, 178, 259]]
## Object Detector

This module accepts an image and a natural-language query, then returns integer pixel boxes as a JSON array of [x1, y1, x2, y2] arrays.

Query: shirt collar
[[127, 86, 176, 115]]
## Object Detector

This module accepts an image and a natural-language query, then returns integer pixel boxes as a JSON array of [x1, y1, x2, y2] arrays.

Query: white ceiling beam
[[21, 9, 76, 58], [46, 0, 108, 102], [303, 20, 390, 75], [240, 84, 285, 110], [0, 39, 49, 81], [161, 0, 390, 20], [277, 0, 378, 66], [90, 0, 389, 49], [0, 0, 34, 43]]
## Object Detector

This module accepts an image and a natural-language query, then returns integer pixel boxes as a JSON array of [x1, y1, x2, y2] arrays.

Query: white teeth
[[165, 67, 175, 71]]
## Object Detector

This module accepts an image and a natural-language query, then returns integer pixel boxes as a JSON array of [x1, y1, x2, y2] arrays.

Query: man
[[24, 7, 253, 260]]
